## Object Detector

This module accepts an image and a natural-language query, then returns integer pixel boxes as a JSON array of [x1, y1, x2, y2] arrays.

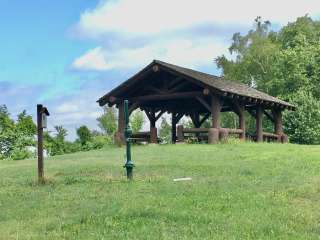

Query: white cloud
[[77, 0, 320, 37], [56, 102, 80, 113], [72, 0, 320, 71], [72, 47, 109, 71], [72, 37, 229, 71]]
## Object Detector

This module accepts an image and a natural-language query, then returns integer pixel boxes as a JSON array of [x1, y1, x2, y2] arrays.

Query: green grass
[[1, 143, 320, 239]]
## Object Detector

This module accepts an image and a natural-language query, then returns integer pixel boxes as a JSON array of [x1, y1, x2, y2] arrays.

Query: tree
[[76, 125, 92, 145], [283, 91, 320, 144], [0, 105, 14, 132], [47, 126, 69, 156], [216, 16, 320, 144], [16, 110, 36, 135], [159, 117, 171, 144], [97, 106, 117, 136], [0, 105, 15, 158], [54, 125, 68, 142], [130, 110, 144, 133]]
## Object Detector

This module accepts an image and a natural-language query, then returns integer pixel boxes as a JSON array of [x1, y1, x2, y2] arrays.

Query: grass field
[[1, 143, 320, 239]]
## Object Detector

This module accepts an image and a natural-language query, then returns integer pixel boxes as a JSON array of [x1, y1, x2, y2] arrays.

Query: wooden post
[[208, 128, 219, 144], [209, 95, 221, 144], [239, 105, 246, 140], [211, 95, 221, 129], [115, 102, 125, 146], [191, 112, 201, 141], [37, 105, 44, 183], [256, 106, 263, 142], [177, 125, 184, 142], [171, 113, 177, 144], [149, 110, 158, 144], [37, 104, 49, 184], [118, 102, 125, 132], [150, 127, 157, 143], [219, 128, 229, 142], [273, 109, 283, 142]]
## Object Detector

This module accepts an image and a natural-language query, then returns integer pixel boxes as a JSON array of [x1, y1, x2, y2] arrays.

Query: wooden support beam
[[263, 110, 274, 122], [211, 95, 221, 128], [168, 76, 183, 88], [114, 102, 126, 146], [190, 112, 201, 128], [144, 86, 166, 94], [168, 81, 189, 93], [144, 109, 157, 143], [118, 102, 125, 132], [150, 127, 157, 143], [171, 112, 183, 143], [144, 109, 153, 123], [247, 108, 256, 118], [256, 106, 263, 142], [196, 97, 211, 112], [171, 115, 177, 144], [177, 125, 184, 142], [129, 102, 140, 114], [155, 110, 165, 121], [128, 91, 204, 102], [273, 109, 283, 142], [199, 113, 210, 126]]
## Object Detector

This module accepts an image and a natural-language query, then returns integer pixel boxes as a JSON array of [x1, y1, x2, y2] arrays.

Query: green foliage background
[[216, 16, 320, 144]]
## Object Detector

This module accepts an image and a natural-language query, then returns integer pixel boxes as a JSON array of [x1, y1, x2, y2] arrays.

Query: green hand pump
[[124, 100, 134, 179]]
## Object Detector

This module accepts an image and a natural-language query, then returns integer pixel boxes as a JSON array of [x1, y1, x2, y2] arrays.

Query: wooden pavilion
[[97, 60, 295, 145]]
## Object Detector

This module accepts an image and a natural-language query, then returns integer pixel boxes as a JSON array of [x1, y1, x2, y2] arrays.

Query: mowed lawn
[[1, 143, 320, 240]]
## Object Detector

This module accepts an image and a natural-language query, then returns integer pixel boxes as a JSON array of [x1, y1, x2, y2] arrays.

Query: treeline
[[0, 106, 36, 160], [0, 105, 146, 160], [216, 16, 320, 144]]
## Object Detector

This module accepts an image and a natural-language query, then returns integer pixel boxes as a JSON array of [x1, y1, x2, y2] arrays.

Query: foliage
[[0, 105, 114, 159], [76, 125, 92, 145], [130, 110, 144, 133], [0, 106, 36, 160], [10, 148, 33, 160], [54, 125, 68, 142], [216, 16, 320, 144], [16, 110, 37, 137], [97, 106, 117, 136], [45, 125, 107, 156], [159, 117, 171, 144], [283, 90, 320, 144]]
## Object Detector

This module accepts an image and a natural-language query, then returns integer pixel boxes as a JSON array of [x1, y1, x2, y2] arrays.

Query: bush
[[10, 149, 32, 160], [284, 90, 320, 144], [64, 141, 81, 154], [77, 126, 92, 145], [91, 135, 110, 149]]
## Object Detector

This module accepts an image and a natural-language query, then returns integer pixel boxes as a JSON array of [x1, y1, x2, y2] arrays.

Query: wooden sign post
[[37, 104, 50, 183]]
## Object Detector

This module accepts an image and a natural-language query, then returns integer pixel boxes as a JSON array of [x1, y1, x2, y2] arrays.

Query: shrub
[[77, 126, 92, 145], [10, 149, 32, 160], [284, 90, 320, 144]]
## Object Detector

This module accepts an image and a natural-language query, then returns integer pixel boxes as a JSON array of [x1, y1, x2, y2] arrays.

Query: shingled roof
[[98, 60, 295, 110]]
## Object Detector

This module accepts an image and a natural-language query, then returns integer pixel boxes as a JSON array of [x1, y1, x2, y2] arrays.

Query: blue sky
[[1, 0, 319, 139]]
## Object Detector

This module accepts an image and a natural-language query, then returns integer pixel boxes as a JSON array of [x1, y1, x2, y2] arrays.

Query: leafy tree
[[130, 110, 144, 133], [216, 16, 320, 144], [0, 105, 15, 158], [0, 105, 14, 132], [76, 125, 92, 145], [283, 91, 320, 144], [54, 125, 68, 142], [97, 106, 117, 136], [16, 110, 36, 137], [159, 117, 171, 144], [46, 126, 68, 156]]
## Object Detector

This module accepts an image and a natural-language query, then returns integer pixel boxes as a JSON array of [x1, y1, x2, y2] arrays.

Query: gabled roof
[[98, 60, 295, 110]]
